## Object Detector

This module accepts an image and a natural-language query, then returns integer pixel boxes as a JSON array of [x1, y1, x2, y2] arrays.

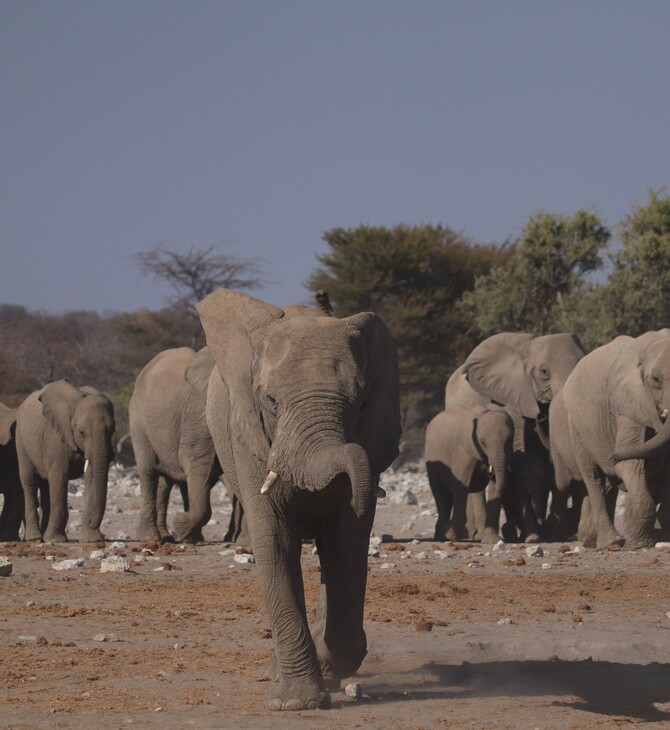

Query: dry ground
[[1, 471, 670, 729]]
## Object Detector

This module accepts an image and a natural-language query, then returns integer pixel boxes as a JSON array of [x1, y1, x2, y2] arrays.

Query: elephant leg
[[426, 461, 452, 541], [577, 493, 596, 546], [246, 493, 328, 711], [136, 465, 162, 543], [481, 481, 503, 544], [575, 451, 622, 549], [0, 480, 23, 542], [313, 502, 374, 688], [448, 483, 469, 541], [172, 473, 215, 543], [155, 476, 174, 542], [223, 492, 250, 546], [43, 466, 69, 542], [18, 455, 45, 541], [615, 461, 655, 548]]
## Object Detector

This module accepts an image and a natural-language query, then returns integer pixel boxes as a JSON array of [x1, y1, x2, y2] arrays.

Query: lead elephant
[[16, 380, 115, 543], [129, 346, 223, 543], [445, 332, 585, 539], [0, 403, 22, 541], [425, 405, 513, 543], [559, 330, 670, 548], [197, 288, 401, 711]]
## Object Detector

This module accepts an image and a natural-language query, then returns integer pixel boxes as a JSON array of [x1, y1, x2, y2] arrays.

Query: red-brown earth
[[1, 464, 669, 729]]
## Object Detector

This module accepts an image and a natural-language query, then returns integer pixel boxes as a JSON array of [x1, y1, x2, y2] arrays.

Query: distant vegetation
[[2, 189, 670, 458]]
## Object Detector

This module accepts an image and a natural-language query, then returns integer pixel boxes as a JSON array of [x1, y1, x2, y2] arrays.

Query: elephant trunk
[[613, 416, 670, 462], [83, 435, 111, 530], [267, 436, 374, 519]]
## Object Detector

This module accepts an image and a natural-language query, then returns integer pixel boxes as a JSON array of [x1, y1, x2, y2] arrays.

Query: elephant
[[444, 332, 585, 539], [197, 288, 401, 711], [129, 346, 223, 543], [557, 330, 670, 549], [425, 405, 513, 543], [0, 403, 22, 541], [16, 380, 115, 543]]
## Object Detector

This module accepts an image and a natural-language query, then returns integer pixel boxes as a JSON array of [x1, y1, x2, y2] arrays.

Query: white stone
[[52, 558, 85, 571], [655, 542, 670, 549], [109, 541, 125, 550], [93, 633, 120, 642], [100, 556, 131, 573], [380, 562, 396, 569], [218, 549, 234, 557], [344, 682, 362, 700], [368, 547, 380, 558], [369, 536, 383, 547], [526, 546, 544, 558], [0, 556, 12, 577], [492, 540, 506, 552], [89, 550, 106, 560], [233, 553, 256, 565], [414, 551, 429, 560], [541, 563, 552, 570], [497, 618, 514, 625]]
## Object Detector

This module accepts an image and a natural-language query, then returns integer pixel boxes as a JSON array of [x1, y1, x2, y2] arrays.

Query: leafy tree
[[593, 189, 670, 339], [307, 224, 511, 456], [462, 210, 610, 337]]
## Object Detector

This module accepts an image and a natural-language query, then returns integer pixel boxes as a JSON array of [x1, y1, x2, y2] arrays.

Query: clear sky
[[2, 1, 669, 314]]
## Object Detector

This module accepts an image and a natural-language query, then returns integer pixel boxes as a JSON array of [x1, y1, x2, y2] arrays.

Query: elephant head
[[463, 332, 585, 419], [610, 331, 670, 461], [197, 289, 400, 518]]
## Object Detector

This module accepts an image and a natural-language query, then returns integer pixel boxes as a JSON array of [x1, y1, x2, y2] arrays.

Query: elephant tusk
[[260, 471, 279, 494], [662, 409, 669, 423], [487, 465, 494, 478], [374, 486, 386, 499], [84, 458, 89, 474]]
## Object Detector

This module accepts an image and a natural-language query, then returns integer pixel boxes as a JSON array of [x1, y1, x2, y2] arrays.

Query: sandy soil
[[1, 466, 670, 729]]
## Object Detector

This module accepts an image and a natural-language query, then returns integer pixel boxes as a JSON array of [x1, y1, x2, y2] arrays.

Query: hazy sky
[[2, 1, 669, 314]]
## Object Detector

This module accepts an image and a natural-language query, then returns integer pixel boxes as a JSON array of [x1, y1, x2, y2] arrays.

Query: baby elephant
[[425, 405, 514, 543]]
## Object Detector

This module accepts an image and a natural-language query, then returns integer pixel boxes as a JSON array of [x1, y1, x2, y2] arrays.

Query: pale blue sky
[[2, 1, 668, 313]]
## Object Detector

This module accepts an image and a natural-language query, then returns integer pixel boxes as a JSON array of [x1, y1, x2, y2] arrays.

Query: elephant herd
[[425, 330, 670, 552], [1, 288, 669, 711]]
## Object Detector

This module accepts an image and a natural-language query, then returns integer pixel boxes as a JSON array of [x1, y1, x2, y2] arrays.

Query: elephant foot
[[137, 524, 162, 543], [595, 531, 624, 550], [24, 527, 43, 542], [43, 530, 68, 543], [79, 527, 105, 544], [171, 516, 205, 544], [524, 533, 541, 544], [501, 522, 518, 543], [267, 681, 331, 711], [624, 534, 656, 550], [479, 527, 500, 545]]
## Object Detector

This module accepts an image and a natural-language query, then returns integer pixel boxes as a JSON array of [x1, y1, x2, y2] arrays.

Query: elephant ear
[[197, 289, 285, 461], [463, 333, 539, 418], [185, 347, 216, 399], [39, 379, 83, 451], [0, 404, 17, 446], [609, 333, 667, 429], [345, 312, 401, 475]]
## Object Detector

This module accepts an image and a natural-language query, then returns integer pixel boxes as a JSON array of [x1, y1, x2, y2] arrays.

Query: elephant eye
[[651, 373, 662, 388], [265, 391, 278, 412], [539, 366, 550, 381], [77, 428, 85, 437]]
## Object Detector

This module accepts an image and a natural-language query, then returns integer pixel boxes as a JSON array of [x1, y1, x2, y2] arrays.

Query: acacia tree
[[461, 210, 610, 337], [307, 224, 510, 456]]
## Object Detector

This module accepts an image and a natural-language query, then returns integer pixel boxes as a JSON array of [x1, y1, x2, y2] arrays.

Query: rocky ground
[[1, 463, 670, 729]]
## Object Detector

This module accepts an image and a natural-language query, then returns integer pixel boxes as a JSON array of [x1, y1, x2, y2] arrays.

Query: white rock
[[526, 546, 544, 558], [52, 558, 85, 571], [109, 541, 125, 551], [89, 550, 106, 560], [344, 682, 362, 700], [380, 562, 396, 569], [134, 554, 146, 564], [46, 555, 56, 562], [233, 553, 256, 565], [369, 536, 383, 547], [218, 549, 234, 557], [571, 546, 585, 554], [492, 540, 506, 553], [368, 547, 380, 558], [414, 551, 429, 560], [541, 563, 552, 570], [497, 618, 514, 625], [100, 556, 131, 573], [655, 542, 670, 549], [0, 556, 12, 577], [25, 600, 36, 607], [420, 509, 433, 517], [93, 633, 120, 642]]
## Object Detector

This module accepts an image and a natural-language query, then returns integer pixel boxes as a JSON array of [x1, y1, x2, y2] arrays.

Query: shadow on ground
[[350, 659, 670, 721]]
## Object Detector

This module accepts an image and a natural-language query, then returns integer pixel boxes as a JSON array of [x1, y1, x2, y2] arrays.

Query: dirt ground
[[2, 467, 670, 729]]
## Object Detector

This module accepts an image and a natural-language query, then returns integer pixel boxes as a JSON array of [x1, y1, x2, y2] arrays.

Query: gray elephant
[[129, 346, 223, 543], [16, 380, 115, 543], [425, 405, 513, 543], [197, 289, 401, 711], [558, 330, 670, 549], [0, 403, 22, 541], [445, 332, 585, 539]]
